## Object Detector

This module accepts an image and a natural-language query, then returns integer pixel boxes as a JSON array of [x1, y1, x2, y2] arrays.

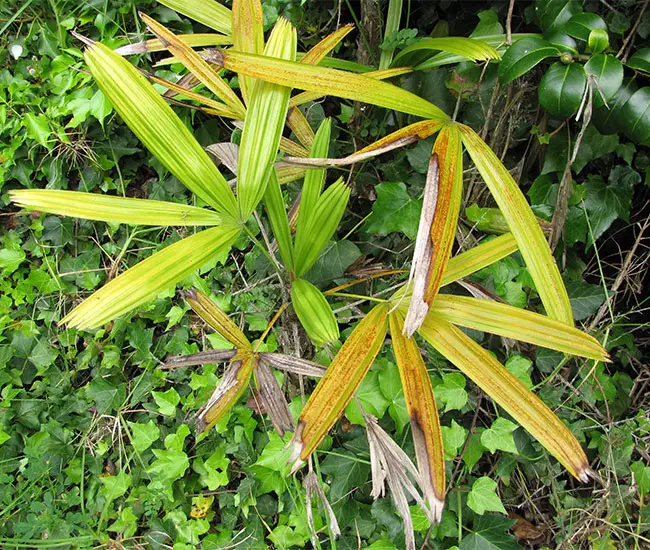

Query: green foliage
[[1, 0, 648, 548]]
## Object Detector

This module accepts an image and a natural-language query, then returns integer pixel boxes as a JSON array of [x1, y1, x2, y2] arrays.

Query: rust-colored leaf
[[185, 289, 251, 350], [197, 355, 255, 430], [419, 315, 593, 482], [288, 304, 389, 468], [286, 107, 315, 149], [300, 25, 354, 65], [232, 0, 264, 104], [390, 311, 445, 522]]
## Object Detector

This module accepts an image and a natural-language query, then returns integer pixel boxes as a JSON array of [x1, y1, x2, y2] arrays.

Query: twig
[[617, 0, 650, 63], [588, 217, 650, 331], [506, 0, 515, 45]]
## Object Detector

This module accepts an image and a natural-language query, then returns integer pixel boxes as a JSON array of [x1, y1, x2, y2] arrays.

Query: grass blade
[[431, 295, 608, 361], [84, 41, 237, 217], [289, 304, 389, 468], [61, 225, 240, 329], [379, 0, 403, 70], [419, 315, 593, 482], [10, 190, 223, 226], [459, 124, 573, 324]]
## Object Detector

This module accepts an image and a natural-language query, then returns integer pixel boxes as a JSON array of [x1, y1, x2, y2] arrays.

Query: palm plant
[[10, 0, 609, 545]]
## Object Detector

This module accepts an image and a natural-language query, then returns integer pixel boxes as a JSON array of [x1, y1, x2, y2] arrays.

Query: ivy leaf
[[0, 248, 26, 274], [434, 373, 468, 412], [305, 239, 361, 283], [631, 461, 650, 501], [86, 378, 126, 414], [365, 182, 422, 239], [147, 447, 190, 482], [467, 477, 507, 515], [253, 433, 292, 476], [153, 388, 181, 417], [584, 168, 637, 245], [345, 370, 391, 425], [22, 113, 52, 149], [321, 451, 370, 502], [481, 418, 519, 454], [193, 447, 230, 490], [127, 421, 160, 453], [441, 420, 467, 458], [89, 89, 113, 127], [459, 514, 519, 550], [268, 526, 306, 549], [377, 359, 409, 432], [565, 280, 606, 321], [463, 432, 486, 471], [100, 471, 131, 503], [505, 356, 533, 389]]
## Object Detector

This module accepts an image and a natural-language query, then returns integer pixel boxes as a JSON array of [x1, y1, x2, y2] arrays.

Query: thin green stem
[[327, 291, 388, 303]]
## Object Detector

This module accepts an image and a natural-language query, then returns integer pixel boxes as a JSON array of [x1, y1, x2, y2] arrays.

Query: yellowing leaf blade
[[62, 226, 240, 329], [394, 37, 501, 66], [157, 0, 232, 35], [215, 50, 448, 120], [289, 304, 388, 466], [10, 190, 223, 226], [185, 289, 251, 350], [441, 233, 518, 287], [84, 42, 237, 217], [232, 0, 264, 104], [390, 312, 445, 521], [198, 356, 255, 430], [237, 18, 297, 220], [431, 295, 608, 361], [141, 14, 245, 117], [419, 315, 592, 482], [459, 124, 573, 324]]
